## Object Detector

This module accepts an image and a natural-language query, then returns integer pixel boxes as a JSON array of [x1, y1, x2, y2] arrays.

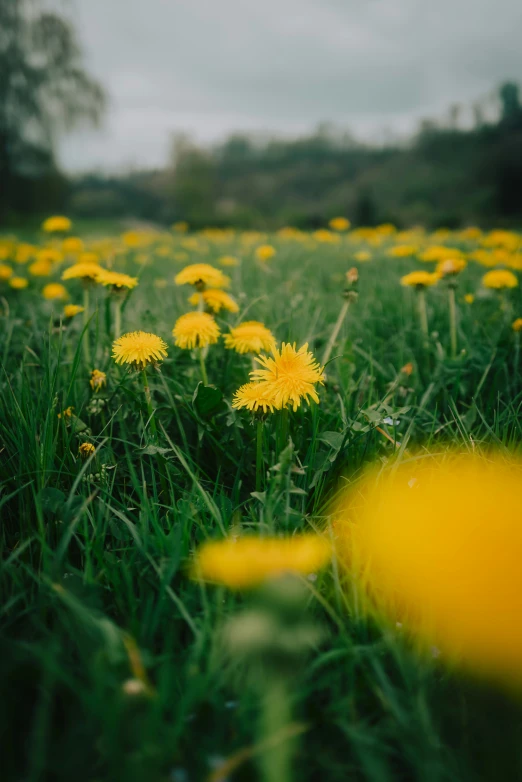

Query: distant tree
[[0, 0, 105, 218], [499, 82, 521, 123]]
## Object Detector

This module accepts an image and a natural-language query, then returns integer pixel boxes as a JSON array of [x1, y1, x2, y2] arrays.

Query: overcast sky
[[58, 0, 522, 172]]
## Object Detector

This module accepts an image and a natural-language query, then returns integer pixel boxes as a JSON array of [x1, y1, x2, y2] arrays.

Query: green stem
[[448, 286, 457, 358], [258, 678, 294, 782], [321, 299, 350, 367], [114, 297, 122, 339], [141, 369, 158, 441], [278, 408, 289, 454], [82, 284, 91, 367], [417, 288, 429, 341], [256, 418, 264, 492], [199, 347, 208, 385]]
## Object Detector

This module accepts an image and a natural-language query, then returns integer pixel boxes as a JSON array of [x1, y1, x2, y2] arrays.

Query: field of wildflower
[[2, 217, 522, 782]]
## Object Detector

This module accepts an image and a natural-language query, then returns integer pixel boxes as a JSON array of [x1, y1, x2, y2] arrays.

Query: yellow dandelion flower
[[512, 318, 522, 332], [63, 304, 84, 318], [313, 229, 340, 244], [57, 406, 74, 419], [9, 277, 28, 290], [42, 215, 72, 233], [482, 269, 518, 290], [218, 255, 239, 267], [28, 259, 52, 277], [329, 216, 351, 232], [15, 244, 36, 264], [400, 271, 439, 288], [62, 262, 102, 282], [224, 321, 276, 355], [252, 342, 324, 412], [112, 331, 168, 369], [172, 311, 220, 350], [96, 269, 138, 290], [255, 244, 277, 261], [436, 257, 467, 276], [90, 369, 107, 391], [464, 293, 474, 305], [232, 381, 278, 414], [42, 283, 68, 301], [0, 264, 13, 281], [387, 245, 418, 258], [188, 288, 239, 314], [78, 252, 100, 265], [192, 535, 331, 590], [36, 248, 62, 265], [172, 221, 189, 233], [174, 263, 230, 289], [335, 453, 522, 685], [79, 442, 96, 458], [354, 250, 371, 262], [62, 237, 84, 254]]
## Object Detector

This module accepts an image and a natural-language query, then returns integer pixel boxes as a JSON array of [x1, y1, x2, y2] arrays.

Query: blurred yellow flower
[[90, 369, 107, 391], [482, 270, 518, 290], [464, 293, 474, 304], [329, 217, 351, 232], [400, 271, 439, 288], [42, 283, 67, 301], [0, 264, 13, 281], [387, 245, 418, 258], [189, 288, 239, 313], [192, 535, 331, 589], [232, 381, 278, 414], [112, 331, 168, 369], [173, 311, 220, 349], [57, 406, 74, 419], [255, 244, 277, 261], [9, 277, 28, 290], [62, 262, 102, 282], [154, 278, 168, 289], [96, 269, 138, 290], [312, 230, 339, 244], [354, 250, 371, 262], [63, 304, 84, 318], [335, 453, 522, 684], [62, 237, 84, 254], [252, 342, 324, 411], [172, 221, 189, 233], [28, 259, 52, 277], [436, 257, 467, 276], [224, 321, 277, 355], [15, 244, 36, 264], [79, 442, 96, 458], [512, 318, 522, 332], [42, 215, 71, 233], [174, 263, 230, 289], [218, 255, 239, 267]]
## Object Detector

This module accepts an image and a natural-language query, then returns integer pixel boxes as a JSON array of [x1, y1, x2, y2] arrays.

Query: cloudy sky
[[58, 0, 522, 172]]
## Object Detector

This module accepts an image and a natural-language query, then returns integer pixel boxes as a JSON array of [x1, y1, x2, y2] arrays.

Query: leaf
[[39, 487, 66, 516], [317, 431, 345, 452], [192, 382, 225, 418], [140, 444, 171, 456]]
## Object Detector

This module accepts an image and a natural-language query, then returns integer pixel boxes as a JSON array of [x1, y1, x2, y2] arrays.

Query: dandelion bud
[[345, 267, 359, 285], [79, 442, 95, 458]]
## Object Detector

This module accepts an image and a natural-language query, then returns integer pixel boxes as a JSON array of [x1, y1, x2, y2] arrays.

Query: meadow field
[[1, 219, 522, 782]]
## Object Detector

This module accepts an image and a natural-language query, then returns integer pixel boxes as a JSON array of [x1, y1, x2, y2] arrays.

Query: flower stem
[[448, 286, 457, 358], [141, 369, 158, 441], [258, 678, 294, 782], [82, 284, 91, 367], [199, 347, 208, 385], [417, 288, 429, 341], [278, 408, 289, 454], [321, 299, 350, 367], [114, 297, 122, 339], [256, 418, 264, 492]]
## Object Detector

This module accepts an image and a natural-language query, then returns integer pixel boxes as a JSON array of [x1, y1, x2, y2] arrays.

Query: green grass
[[1, 232, 522, 781]]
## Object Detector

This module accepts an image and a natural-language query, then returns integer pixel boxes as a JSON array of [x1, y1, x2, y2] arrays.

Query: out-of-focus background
[[2, 0, 522, 229]]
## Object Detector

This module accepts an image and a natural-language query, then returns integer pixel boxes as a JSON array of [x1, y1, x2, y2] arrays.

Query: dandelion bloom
[[172, 311, 220, 350], [90, 369, 107, 392], [232, 382, 278, 414], [174, 263, 230, 290], [400, 271, 439, 288], [62, 262, 102, 282], [57, 406, 74, 419], [387, 245, 418, 258], [9, 277, 28, 290], [313, 229, 339, 244], [329, 217, 351, 232], [192, 535, 331, 590], [512, 318, 522, 332], [354, 250, 371, 262], [335, 453, 522, 684], [62, 237, 84, 254], [42, 215, 71, 233], [0, 264, 13, 281], [28, 260, 52, 277], [189, 288, 239, 313], [218, 255, 239, 267], [79, 442, 96, 458], [464, 294, 474, 304], [63, 304, 84, 318], [42, 283, 67, 301], [482, 269, 518, 290], [112, 331, 168, 369], [255, 244, 276, 261], [172, 221, 189, 233], [96, 269, 138, 290], [36, 248, 62, 265], [252, 342, 324, 411], [436, 257, 467, 276], [224, 321, 276, 355]]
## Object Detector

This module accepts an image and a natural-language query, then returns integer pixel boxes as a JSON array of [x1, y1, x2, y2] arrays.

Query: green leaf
[[140, 444, 171, 456], [192, 382, 225, 418], [318, 431, 345, 451], [39, 487, 66, 516]]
